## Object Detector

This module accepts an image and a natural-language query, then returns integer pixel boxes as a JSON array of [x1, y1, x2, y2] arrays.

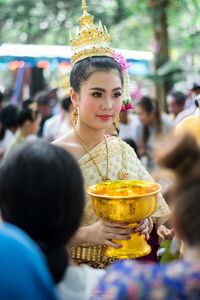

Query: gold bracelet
[[148, 217, 154, 234]]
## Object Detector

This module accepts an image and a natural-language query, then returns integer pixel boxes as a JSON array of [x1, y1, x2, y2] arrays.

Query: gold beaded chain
[[74, 129, 110, 181], [118, 138, 129, 180]]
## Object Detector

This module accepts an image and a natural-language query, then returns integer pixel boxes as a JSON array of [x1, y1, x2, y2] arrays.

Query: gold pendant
[[103, 176, 110, 182], [118, 169, 129, 180]]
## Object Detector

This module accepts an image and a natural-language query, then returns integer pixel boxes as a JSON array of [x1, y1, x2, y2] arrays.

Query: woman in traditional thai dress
[[53, 0, 170, 268]]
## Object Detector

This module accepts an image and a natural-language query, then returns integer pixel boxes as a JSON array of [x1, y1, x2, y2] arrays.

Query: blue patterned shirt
[[91, 260, 200, 300]]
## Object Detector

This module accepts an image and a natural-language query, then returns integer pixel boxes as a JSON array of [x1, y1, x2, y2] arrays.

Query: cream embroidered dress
[[71, 137, 170, 266]]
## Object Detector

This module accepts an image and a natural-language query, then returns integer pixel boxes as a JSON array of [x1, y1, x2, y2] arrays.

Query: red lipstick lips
[[97, 114, 112, 121]]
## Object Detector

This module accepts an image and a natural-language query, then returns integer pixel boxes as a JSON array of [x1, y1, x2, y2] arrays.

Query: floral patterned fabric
[[92, 260, 200, 300]]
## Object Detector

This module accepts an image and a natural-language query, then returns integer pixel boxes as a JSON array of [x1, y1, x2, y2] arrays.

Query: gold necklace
[[74, 129, 110, 182], [118, 138, 129, 180]]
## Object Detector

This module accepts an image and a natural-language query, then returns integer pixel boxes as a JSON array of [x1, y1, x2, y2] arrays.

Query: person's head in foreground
[[0, 222, 57, 300], [0, 140, 84, 284], [92, 132, 200, 300]]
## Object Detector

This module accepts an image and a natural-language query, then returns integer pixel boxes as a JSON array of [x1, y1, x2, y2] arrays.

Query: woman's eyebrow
[[112, 87, 122, 91], [89, 87, 122, 91], [89, 87, 105, 91]]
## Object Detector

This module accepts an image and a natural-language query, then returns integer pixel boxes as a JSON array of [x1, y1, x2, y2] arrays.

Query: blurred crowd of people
[[118, 81, 200, 172], [0, 88, 73, 159], [1, 0, 200, 296], [1, 80, 199, 171], [0, 78, 199, 299]]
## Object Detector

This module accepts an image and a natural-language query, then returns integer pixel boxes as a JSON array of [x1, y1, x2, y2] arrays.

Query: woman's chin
[[97, 119, 113, 128]]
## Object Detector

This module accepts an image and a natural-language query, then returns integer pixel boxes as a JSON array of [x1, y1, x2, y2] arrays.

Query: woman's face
[[72, 70, 123, 130], [135, 106, 154, 126]]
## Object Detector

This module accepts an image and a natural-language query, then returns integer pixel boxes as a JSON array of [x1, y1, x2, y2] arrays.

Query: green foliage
[[168, 0, 200, 55], [0, 0, 200, 62]]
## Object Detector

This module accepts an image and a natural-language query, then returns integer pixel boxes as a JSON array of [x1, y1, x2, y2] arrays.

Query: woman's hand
[[87, 218, 151, 248], [70, 218, 151, 248], [134, 218, 151, 241], [87, 219, 134, 249], [157, 225, 175, 241]]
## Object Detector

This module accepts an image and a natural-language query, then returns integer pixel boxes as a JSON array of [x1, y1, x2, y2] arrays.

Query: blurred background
[[0, 0, 199, 109]]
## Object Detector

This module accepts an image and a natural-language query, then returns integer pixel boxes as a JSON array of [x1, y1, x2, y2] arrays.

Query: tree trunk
[[0, 20, 3, 42], [148, 0, 170, 111], [113, 0, 126, 24]]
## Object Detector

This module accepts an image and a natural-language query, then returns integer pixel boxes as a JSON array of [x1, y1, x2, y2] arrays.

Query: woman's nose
[[101, 96, 112, 109]]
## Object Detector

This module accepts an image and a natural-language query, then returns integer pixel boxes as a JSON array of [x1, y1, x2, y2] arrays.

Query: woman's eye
[[92, 92, 102, 98], [113, 93, 122, 98]]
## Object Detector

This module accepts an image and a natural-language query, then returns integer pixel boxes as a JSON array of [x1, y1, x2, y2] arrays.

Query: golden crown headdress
[[70, 0, 133, 111], [70, 0, 114, 65]]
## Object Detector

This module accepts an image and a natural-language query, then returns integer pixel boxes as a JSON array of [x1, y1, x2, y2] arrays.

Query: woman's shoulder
[[108, 136, 129, 146], [107, 136, 127, 150], [107, 136, 137, 156], [161, 114, 175, 130], [107, 137, 138, 165], [52, 130, 75, 150], [52, 130, 82, 160], [115, 137, 137, 154], [53, 129, 73, 145]]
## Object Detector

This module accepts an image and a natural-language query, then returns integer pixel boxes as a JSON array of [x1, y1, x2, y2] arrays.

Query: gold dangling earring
[[71, 106, 78, 128], [114, 114, 119, 130]]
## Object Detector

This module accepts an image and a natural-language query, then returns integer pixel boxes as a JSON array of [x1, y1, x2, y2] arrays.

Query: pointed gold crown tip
[[81, 0, 88, 11], [70, 0, 113, 65]]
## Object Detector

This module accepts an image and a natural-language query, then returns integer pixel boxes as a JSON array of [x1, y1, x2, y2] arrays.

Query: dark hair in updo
[[70, 56, 123, 93], [157, 133, 200, 246], [17, 99, 38, 126]]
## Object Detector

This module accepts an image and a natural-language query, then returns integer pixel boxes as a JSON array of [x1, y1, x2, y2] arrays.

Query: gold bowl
[[87, 180, 161, 259]]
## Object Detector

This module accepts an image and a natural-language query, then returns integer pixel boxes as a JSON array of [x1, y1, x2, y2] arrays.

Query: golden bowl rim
[[87, 180, 161, 199]]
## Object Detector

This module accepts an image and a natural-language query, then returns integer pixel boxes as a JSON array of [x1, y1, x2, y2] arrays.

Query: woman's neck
[[20, 127, 32, 138], [75, 122, 106, 150], [149, 117, 157, 126]]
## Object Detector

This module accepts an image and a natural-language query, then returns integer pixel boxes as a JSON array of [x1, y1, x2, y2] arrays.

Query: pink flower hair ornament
[[121, 102, 133, 111], [114, 52, 133, 111], [113, 52, 131, 72]]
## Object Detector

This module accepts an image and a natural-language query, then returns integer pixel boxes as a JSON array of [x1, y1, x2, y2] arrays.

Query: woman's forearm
[[69, 226, 91, 247], [155, 215, 170, 229]]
